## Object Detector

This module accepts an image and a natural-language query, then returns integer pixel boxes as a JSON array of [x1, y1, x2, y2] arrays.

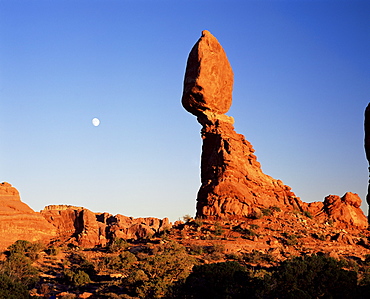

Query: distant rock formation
[[0, 182, 57, 250], [364, 102, 370, 223], [41, 205, 171, 247], [308, 192, 367, 229], [182, 31, 303, 219]]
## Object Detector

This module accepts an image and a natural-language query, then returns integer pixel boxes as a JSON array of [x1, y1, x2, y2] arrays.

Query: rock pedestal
[[182, 31, 303, 219]]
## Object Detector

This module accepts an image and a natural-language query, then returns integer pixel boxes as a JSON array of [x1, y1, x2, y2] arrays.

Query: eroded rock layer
[[0, 182, 57, 250], [41, 205, 171, 247]]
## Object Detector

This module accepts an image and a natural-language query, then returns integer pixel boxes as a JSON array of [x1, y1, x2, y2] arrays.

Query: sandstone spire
[[182, 31, 303, 219]]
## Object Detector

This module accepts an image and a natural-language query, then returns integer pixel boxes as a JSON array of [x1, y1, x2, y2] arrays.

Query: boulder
[[182, 30, 233, 116], [309, 192, 367, 229]]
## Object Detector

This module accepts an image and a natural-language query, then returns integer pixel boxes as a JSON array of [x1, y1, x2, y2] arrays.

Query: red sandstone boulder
[[182, 30, 233, 116], [308, 192, 367, 229], [0, 182, 57, 251]]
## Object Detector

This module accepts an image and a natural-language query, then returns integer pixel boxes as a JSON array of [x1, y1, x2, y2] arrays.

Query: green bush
[[103, 251, 137, 271], [174, 261, 254, 299], [0, 252, 39, 287], [108, 238, 129, 253], [268, 255, 357, 298], [282, 233, 299, 246], [213, 222, 224, 236], [243, 250, 275, 264], [0, 273, 30, 299], [6, 240, 44, 261], [123, 241, 195, 298], [261, 208, 273, 216], [64, 269, 91, 286], [270, 206, 281, 212], [303, 210, 313, 219]]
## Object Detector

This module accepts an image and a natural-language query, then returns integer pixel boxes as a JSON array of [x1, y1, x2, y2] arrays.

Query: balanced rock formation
[[41, 205, 171, 247], [0, 182, 57, 250], [182, 31, 368, 227], [182, 31, 304, 219]]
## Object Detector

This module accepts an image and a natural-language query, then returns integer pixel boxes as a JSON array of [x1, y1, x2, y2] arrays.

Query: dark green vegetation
[[2, 238, 370, 298]]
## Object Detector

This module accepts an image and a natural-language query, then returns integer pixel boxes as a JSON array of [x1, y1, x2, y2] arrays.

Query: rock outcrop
[[364, 102, 370, 222], [182, 31, 304, 219], [0, 182, 57, 250], [41, 205, 171, 247], [308, 192, 368, 229]]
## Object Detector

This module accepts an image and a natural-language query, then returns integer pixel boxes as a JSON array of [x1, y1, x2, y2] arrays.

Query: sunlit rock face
[[181, 31, 304, 219], [41, 205, 171, 247], [0, 182, 57, 250], [181, 30, 233, 117], [308, 192, 368, 229]]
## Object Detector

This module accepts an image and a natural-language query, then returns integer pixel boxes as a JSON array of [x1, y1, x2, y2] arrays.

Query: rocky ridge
[[40, 205, 171, 248]]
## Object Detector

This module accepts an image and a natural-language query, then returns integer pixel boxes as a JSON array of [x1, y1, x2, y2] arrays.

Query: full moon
[[92, 118, 100, 127]]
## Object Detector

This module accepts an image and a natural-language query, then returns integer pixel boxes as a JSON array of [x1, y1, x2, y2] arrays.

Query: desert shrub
[[213, 222, 224, 236], [243, 250, 275, 264], [103, 251, 137, 271], [189, 244, 205, 255], [282, 233, 299, 246], [173, 261, 257, 299], [302, 210, 313, 219], [46, 245, 61, 256], [182, 214, 192, 222], [63, 269, 91, 286], [312, 232, 326, 241], [0, 273, 30, 299], [194, 218, 203, 227], [123, 241, 195, 298], [208, 243, 225, 254], [0, 252, 39, 287], [250, 210, 263, 219], [203, 244, 225, 262], [78, 259, 97, 277], [261, 208, 273, 216], [108, 238, 129, 253], [6, 240, 44, 261], [250, 224, 260, 230], [225, 252, 242, 261], [267, 255, 357, 298], [270, 205, 281, 212]]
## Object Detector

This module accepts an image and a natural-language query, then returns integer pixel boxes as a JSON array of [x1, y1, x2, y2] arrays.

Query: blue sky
[[1, 0, 369, 221]]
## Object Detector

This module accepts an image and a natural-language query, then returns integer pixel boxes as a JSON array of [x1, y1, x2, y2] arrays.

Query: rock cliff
[[41, 205, 171, 247], [0, 182, 57, 250]]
